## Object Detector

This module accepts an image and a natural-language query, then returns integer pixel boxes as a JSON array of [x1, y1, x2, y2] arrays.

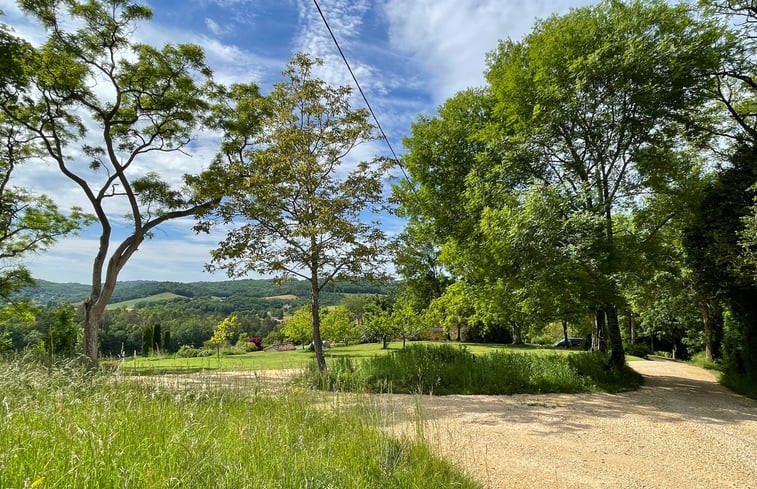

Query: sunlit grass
[[0, 359, 480, 489], [304, 344, 643, 395], [116, 340, 574, 375]]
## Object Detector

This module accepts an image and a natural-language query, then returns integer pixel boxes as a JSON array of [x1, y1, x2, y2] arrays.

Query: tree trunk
[[562, 319, 569, 345], [700, 300, 713, 362], [456, 324, 461, 341], [629, 312, 636, 344], [511, 322, 523, 345], [605, 305, 625, 370], [310, 274, 327, 372], [593, 309, 606, 352]]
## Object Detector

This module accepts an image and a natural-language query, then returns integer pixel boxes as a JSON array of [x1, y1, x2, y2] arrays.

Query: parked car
[[553, 337, 584, 348]]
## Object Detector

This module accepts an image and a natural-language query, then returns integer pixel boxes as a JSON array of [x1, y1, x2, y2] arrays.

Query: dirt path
[[382, 358, 757, 489]]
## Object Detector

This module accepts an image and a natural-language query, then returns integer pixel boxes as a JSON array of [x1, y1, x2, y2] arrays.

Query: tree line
[[392, 0, 757, 392]]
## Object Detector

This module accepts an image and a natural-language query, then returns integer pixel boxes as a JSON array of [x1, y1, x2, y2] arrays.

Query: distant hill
[[16, 278, 389, 308]]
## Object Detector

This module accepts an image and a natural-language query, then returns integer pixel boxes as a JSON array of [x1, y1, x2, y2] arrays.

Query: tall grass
[[0, 359, 480, 489], [305, 344, 642, 395]]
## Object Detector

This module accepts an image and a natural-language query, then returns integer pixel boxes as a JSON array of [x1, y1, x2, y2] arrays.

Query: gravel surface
[[382, 358, 757, 489]]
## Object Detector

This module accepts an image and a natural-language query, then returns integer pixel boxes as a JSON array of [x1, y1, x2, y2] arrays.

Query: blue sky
[[1, 0, 592, 284]]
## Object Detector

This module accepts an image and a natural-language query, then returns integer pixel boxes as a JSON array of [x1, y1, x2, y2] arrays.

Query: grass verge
[[0, 359, 480, 489], [303, 344, 643, 395]]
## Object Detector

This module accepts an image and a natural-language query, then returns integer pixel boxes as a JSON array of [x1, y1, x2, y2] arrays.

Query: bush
[[689, 351, 721, 371], [623, 343, 650, 359], [176, 345, 201, 358]]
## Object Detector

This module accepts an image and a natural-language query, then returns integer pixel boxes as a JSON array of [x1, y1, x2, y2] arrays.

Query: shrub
[[176, 345, 201, 358], [623, 343, 650, 359], [689, 351, 721, 371]]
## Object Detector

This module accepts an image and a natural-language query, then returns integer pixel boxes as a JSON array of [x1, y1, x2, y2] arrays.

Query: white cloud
[[383, 0, 593, 104], [205, 17, 228, 36]]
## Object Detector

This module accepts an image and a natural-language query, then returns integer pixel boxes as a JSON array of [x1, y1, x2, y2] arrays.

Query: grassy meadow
[[116, 341, 577, 375], [0, 359, 480, 489]]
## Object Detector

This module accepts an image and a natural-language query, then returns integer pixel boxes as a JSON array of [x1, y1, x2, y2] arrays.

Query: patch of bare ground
[[381, 358, 757, 489]]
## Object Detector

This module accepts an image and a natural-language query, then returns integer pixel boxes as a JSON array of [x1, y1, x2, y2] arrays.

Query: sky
[[1, 0, 592, 284]]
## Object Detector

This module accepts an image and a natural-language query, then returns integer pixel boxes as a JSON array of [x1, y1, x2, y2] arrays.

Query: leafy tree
[[391, 220, 449, 311], [362, 300, 396, 349], [282, 305, 313, 347], [162, 328, 171, 354], [480, 0, 726, 369], [43, 305, 79, 359], [0, 0, 234, 364], [0, 23, 90, 299], [204, 54, 388, 372], [321, 305, 359, 346], [395, 88, 494, 242], [207, 314, 238, 358], [391, 292, 428, 348], [684, 144, 757, 384]]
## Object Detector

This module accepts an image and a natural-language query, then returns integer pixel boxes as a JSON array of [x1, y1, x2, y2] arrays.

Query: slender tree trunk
[[629, 312, 636, 344], [700, 300, 713, 362], [310, 273, 327, 372], [593, 310, 606, 352], [457, 324, 461, 341], [562, 319, 569, 345], [605, 305, 625, 370]]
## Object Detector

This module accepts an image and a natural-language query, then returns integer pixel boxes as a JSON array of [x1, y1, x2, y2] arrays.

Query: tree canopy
[[203, 54, 389, 371]]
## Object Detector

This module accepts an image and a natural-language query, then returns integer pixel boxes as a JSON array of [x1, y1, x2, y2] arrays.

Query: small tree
[[44, 305, 79, 359], [207, 315, 238, 359], [141, 325, 153, 357], [203, 54, 389, 372], [282, 305, 313, 347], [162, 328, 171, 354], [363, 302, 396, 349], [321, 305, 359, 346]]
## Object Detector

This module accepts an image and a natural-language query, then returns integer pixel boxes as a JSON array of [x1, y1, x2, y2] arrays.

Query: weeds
[[0, 359, 480, 489], [303, 344, 642, 395]]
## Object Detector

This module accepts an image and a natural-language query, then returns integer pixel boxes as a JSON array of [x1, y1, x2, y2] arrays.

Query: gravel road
[[383, 358, 757, 489]]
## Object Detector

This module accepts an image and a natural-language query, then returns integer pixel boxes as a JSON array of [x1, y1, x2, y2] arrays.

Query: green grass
[[304, 343, 643, 395], [107, 292, 188, 309], [0, 359, 481, 489], [116, 341, 558, 375], [117, 340, 638, 376]]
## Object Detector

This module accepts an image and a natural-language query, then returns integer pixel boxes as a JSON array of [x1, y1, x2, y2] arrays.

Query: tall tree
[[0, 0, 233, 363], [483, 0, 726, 369], [203, 54, 388, 372]]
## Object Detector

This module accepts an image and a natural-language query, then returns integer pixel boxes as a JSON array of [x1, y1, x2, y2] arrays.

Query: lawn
[[117, 341, 600, 375]]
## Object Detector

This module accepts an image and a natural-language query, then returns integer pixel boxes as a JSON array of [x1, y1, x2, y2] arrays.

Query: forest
[[0, 0, 756, 395]]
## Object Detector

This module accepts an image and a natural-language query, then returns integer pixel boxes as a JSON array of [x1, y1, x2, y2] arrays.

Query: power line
[[311, 0, 417, 194]]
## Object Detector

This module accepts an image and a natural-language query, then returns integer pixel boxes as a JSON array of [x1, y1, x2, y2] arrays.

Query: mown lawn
[[116, 341, 632, 375]]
